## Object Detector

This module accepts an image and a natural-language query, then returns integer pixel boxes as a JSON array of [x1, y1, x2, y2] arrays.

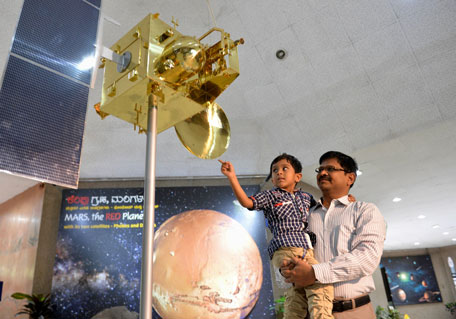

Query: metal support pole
[[140, 94, 158, 319]]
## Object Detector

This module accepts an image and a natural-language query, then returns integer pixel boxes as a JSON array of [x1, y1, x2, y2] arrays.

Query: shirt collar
[[272, 187, 300, 193], [315, 194, 350, 208]]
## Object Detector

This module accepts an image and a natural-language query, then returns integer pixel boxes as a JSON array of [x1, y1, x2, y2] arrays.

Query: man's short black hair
[[266, 153, 302, 181], [319, 151, 358, 188]]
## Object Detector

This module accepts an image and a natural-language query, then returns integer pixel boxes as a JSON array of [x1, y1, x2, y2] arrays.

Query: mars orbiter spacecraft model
[[94, 13, 243, 318], [96, 13, 243, 159]]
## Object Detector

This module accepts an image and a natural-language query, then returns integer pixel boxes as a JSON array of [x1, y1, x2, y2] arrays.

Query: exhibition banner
[[52, 186, 275, 318]]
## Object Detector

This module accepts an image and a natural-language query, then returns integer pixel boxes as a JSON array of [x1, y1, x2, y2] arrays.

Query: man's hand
[[280, 258, 296, 273], [281, 257, 316, 288], [219, 160, 236, 179]]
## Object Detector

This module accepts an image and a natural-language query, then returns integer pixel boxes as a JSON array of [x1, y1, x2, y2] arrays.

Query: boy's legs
[[272, 247, 308, 319], [303, 249, 334, 319]]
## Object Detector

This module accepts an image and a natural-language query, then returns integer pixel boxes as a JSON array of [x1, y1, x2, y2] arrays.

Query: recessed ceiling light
[[275, 49, 286, 59], [443, 232, 450, 235], [392, 197, 402, 202], [417, 215, 426, 219], [452, 238, 456, 242], [432, 224, 440, 229], [414, 242, 420, 246], [357, 170, 363, 176]]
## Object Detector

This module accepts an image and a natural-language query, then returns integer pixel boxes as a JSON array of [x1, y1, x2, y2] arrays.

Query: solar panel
[[0, 0, 100, 187], [0, 56, 90, 187], [11, 0, 99, 85], [86, 0, 101, 8]]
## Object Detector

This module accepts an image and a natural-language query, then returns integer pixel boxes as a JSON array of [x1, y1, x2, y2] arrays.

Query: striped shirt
[[250, 188, 314, 259], [309, 195, 386, 299]]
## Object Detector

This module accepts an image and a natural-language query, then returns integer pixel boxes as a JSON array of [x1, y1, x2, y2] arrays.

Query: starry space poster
[[52, 186, 276, 318], [380, 255, 442, 306]]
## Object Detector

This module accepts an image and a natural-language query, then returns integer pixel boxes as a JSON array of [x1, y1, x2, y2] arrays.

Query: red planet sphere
[[152, 210, 263, 319]]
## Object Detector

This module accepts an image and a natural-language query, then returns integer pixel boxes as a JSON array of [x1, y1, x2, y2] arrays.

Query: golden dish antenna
[[174, 102, 230, 159]]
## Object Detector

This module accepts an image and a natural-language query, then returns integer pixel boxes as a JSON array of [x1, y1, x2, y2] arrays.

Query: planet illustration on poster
[[397, 288, 407, 302], [152, 209, 263, 319]]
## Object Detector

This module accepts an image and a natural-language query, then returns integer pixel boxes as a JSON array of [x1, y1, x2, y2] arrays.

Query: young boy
[[220, 153, 334, 319]]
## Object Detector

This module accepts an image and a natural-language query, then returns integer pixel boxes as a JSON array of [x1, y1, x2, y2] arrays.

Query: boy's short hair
[[266, 153, 302, 181]]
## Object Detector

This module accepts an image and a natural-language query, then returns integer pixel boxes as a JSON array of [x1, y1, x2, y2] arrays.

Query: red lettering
[[66, 195, 89, 206], [106, 212, 121, 220], [66, 195, 75, 204], [79, 197, 89, 206]]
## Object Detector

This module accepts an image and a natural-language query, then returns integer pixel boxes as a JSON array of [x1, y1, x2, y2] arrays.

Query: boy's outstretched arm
[[219, 160, 254, 209]]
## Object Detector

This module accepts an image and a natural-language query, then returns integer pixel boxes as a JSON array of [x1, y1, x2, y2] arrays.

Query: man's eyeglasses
[[315, 166, 348, 174]]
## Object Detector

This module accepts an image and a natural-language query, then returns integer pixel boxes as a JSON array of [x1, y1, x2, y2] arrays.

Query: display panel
[[380, 255, 442, 306], [52, 186, 275, 318]]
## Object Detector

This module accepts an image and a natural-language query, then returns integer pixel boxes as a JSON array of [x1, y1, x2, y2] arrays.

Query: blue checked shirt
[[250, 188, 315, 259]]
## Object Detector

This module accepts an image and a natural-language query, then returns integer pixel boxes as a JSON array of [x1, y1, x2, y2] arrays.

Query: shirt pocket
[[274, 201, 293, 219], [331, 224, 355, 255]]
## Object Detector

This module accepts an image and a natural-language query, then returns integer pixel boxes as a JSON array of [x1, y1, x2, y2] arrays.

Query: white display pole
[[140, 94, 158, 319]]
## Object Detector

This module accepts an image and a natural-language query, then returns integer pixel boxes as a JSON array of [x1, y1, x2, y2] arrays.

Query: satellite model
[[94, 13, 243, 319], [95, 13, 243, 159]]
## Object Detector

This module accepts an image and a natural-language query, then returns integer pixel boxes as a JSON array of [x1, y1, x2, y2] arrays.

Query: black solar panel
[[0, 55, 90, 187], [87, 0, 101, 8], [11, 0, 99, 85], [0, 0, 100, 187]]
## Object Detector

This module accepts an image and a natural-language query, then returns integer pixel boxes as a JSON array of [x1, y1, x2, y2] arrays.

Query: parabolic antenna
[[174, 102, 230, 159]]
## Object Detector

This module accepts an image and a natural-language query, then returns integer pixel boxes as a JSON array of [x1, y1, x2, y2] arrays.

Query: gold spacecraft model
[[95, 13, 243, 159]]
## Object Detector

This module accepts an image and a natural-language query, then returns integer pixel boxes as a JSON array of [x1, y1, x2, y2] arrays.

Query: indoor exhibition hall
[[1, 0, 456, 318]]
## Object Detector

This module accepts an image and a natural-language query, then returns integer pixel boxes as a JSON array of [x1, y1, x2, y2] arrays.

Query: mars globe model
[[152, 210, 263, 319]]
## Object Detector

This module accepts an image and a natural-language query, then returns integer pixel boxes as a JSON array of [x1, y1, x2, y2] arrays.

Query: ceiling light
[[275, 49, 286, 59], [452, 238, 456, 242], [392, 197, 402, 202], [414, 242, 420, 246], [417, 215, 426, 219], [432, 224, 440, 229], [443, 232, 449, 235], [356, 170, 363, 176]]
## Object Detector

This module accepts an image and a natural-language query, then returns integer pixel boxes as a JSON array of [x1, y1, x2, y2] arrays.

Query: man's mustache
[[318, 176, 331, 182]]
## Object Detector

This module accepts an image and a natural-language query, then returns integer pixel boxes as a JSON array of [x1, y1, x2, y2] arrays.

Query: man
[[281, 151, 386, 319]]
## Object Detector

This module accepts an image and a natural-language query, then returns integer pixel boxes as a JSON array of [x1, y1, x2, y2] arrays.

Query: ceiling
[[1, 0, 456, 251]]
